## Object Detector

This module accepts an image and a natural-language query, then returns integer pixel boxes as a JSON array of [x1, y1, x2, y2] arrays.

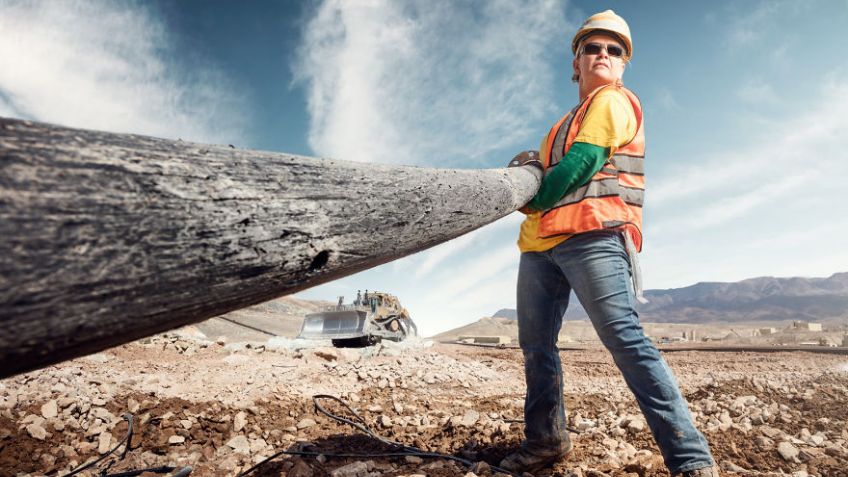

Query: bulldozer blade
[[298, 311, 366, 340]]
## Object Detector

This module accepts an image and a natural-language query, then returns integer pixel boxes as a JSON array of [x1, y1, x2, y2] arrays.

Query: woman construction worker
[[502, 10, 718, 476]]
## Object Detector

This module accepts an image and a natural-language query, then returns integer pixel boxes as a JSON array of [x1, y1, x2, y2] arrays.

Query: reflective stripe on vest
[[549, 105, 582, 168], [537, 83, 646, 251], [610, 154, 643, 175], [550, 178, 645, 208]]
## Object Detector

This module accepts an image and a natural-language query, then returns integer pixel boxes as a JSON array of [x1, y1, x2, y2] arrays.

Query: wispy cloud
[[293, 0, 572, 166], [643, 77, 848, 288], [412, 212, 522, 278], [422, 242, 518, 303], [724, 1, 787, 47], [736, 80, 777, 104], [651, 78, 847, 212], [655, 87, 679, 111], [0, 0, 246, 144]]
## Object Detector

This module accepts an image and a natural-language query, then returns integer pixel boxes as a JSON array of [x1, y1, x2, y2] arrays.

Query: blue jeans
[[517, 231, 714, 474]]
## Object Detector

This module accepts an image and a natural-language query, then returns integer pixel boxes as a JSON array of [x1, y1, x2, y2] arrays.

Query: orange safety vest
[[538, 83, 645, 251]]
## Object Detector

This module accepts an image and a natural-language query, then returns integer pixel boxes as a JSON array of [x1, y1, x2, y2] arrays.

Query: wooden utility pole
[[0, 117, 541, 378]]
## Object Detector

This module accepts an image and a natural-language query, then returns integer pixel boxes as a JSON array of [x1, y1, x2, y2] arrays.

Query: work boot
[[679, 465, 720, 477], [498, 437, 572, 474]]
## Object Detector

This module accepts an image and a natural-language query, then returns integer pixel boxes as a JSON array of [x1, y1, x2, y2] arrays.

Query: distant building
[[792, 321, 823, 332], [458, 335, 511, 345], [842, 334, 848, 347], [759, 327, 778, 335]]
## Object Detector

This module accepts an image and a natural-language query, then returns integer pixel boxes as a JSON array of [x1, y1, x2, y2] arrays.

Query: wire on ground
[[236, 394, 524, 477], [58, 412, 191, 477]]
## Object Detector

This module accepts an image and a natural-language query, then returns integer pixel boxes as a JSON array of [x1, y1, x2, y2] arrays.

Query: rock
[[405, 455, 423, 464], [219, 454, 241, 471], [577, 419, 596, 431], [777, 441, 800, 462], [41, 400, 58, 419], [761, 426, 783, 438], [461, 410, 480, 427], [50, 419, 65, 432], [168, 435, 185, 444], [798, 448, 823, 462], [180, 419, 192, 430], [98, 432, 112, 454], [84, 353, 110, 363], [127, 398, 140, 413], [330, 460, 369, 477], [226, 435, 251, 454], [297, 418, 317, 429], [312, 348, 339, 362], [732, 395, 757, 409], [721, 460, 749, 473], [471, 461, 491, 475], [290, 459, 314, 477], [234, 411, 247, 432], [250, 438, 268, 454], [22, 414, 45, 426], [627, 419, 645, 433], [26, 423, 48, 440], [380, 415, 393, 428]]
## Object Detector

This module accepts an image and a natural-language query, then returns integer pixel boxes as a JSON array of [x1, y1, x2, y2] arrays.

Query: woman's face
[[572, 33, 627, 90]]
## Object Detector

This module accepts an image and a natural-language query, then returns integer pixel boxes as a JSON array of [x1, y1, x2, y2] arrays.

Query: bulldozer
[[297, 291, 417, 347]]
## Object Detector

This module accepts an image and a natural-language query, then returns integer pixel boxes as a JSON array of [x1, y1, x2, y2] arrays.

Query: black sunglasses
[[581, 42, 625, 58]]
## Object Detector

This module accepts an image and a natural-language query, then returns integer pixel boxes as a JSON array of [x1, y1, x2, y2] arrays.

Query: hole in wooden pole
[[308, 250, 330, 271]]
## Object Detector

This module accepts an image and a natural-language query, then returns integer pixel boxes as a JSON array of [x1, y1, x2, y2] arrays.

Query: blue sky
[[2, 0, 847, 336]]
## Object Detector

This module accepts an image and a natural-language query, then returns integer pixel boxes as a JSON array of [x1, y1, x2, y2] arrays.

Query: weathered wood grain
[[0, 116, 541, 377]]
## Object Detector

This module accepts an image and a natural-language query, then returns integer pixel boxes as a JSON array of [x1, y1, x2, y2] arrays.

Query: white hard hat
[[572, 10, 633, 59]]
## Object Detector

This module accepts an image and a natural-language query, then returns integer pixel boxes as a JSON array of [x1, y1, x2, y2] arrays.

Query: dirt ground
[[1, 335, 847, 477]]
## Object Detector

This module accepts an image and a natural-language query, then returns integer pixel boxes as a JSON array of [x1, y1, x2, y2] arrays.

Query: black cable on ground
[[57, 412, 192, 477], [101, 465, 189, 477], [237, 394, 523, 477], [60, 413, 134, 477]]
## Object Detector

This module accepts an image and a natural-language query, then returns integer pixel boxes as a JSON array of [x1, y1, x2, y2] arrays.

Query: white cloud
[[656, 87, 679, 111], [0, 0, 246, 144], [293, 0, 572, 166]]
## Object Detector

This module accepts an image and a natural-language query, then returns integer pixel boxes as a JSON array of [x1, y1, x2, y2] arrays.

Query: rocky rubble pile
[[1, 335, 847, 476]]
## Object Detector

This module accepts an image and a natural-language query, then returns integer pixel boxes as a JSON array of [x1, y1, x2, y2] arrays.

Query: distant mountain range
[[492, 272, 848, 324]]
